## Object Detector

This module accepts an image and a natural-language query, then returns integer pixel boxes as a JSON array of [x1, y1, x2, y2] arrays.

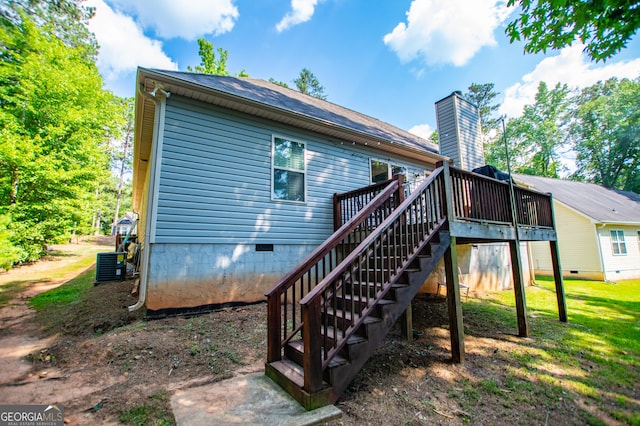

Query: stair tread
[[342, 293, 396, 304], [325, 307, 382, 324], [269, 359, 305, 388], [321, 325, 367, 344], [287, 340, 350, 368]]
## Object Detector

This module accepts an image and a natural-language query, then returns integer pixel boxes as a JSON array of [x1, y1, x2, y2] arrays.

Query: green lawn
[[465, 277, 640, 425]]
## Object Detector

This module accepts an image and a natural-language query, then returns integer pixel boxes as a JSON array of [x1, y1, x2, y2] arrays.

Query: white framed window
[[610, 230, 627, 255], [272, 135, 306, 203], [369, 159, 406, 183]]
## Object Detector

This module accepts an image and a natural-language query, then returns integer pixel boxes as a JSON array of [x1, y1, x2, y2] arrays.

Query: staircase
[[265, 167, 451, 409]]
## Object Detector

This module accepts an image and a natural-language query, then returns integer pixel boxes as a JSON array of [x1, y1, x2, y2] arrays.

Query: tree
[[502, 82, 570, 177], [464, 83, 501, 134], [0, 12, 121, 264], [428, 131, 438, 145], [293, 68, 326, 100], [187, 38, 248, 77], [506, 0, 640, 62], [464, 83, 505, 169], [571, 77, 640, 191], [110, 97, 134, 235], [268, 77, 290, 89], [1, 0, 98, 58]]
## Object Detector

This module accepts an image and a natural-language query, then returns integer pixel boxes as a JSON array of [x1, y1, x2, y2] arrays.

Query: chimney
[[435, 91, 484, 171]]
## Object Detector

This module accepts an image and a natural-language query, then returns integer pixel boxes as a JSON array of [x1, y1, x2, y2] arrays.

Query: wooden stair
[[265, 232, 450, 409]]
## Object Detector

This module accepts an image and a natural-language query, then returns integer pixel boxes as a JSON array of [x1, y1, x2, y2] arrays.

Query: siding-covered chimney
[[435, 91, 484, 171]]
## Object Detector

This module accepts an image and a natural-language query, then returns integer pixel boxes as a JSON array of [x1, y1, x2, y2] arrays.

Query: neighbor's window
[[272, 136, 306, 202], [370, 159, 406, 183], [610, 230, 627, 255]]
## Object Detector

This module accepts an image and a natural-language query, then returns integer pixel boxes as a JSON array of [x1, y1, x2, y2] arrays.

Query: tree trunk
[[111, 130, 131, 235]]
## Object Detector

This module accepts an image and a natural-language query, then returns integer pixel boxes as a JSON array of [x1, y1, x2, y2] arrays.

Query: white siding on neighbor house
[[530, 202, 602, 279], [153, 96, 432, 245], [598, 225, 640, 281]]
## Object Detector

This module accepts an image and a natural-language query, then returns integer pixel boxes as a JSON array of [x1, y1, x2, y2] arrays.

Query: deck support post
[[400, 302, 413, 341], [509, 240, 529, 337], [548, 194, 568, 323], [550, 240, 567, 322], [444, 235, 465, 363]]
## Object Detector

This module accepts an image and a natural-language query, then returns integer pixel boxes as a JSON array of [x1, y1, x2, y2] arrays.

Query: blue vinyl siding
[[154, 96, 429, 244]]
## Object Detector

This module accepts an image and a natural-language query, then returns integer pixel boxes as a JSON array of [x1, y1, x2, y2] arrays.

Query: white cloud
[[108, 0, 238, 40], [87, 0, 177, 82], [384, 0, 512, 67], [408, 123, 434, 140], [501, 44, 640, 117], [276, 0, 319, 33]]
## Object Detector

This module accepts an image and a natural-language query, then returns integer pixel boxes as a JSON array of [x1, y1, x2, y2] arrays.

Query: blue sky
[[86, 0, 640, 140]]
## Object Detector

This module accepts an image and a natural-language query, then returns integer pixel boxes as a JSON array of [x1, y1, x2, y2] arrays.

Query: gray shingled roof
[[146, 68, 439, 154], [515, 174, 640, 224]]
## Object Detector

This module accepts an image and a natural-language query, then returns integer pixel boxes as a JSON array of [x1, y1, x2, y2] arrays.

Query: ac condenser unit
[[95, 252, 127, 284]]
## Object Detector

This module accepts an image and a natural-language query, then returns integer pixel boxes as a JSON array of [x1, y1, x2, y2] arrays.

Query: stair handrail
[[299, 166, 447, 392], [265, 175, 404, 363]]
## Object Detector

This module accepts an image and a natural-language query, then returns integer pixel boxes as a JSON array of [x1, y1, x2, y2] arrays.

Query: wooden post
[[393, 173, 405, 208], [400, 302, 413, 341], [444, 235, 465, 363], [549, 194, 568, 322], [550, 240, 567, 322], [302, 299, 323, 393], [441, 162, 465, 363], [509, 240, 529, 337], [266, 295, 282, 362], [333, 193, 342, 232]]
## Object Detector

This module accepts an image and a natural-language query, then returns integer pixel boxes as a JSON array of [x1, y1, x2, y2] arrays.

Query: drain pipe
[[128, 83, 169, 312]]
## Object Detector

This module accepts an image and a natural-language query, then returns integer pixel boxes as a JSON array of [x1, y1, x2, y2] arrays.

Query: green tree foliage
[[428, 131, 438, 145], [506, 0, 640, 61], [294, 68, 327, 100], [464, 83, 501, 133], [571, 77, 640, 191], [268, 77, 290, 89], [187, 38, 248, 77], [464, 83, 502, 169], [0, 11, 122, 265], [500, 82, 570, 177], [1, 0, 97, 57]]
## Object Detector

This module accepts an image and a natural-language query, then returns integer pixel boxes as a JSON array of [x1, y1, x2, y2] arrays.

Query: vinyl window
[[272, 136, 306, 202], [610, 230, 627, 255], [370, 159, 406, 183]]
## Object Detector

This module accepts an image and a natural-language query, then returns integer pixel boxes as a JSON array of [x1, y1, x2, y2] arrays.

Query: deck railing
[[448, 166, 553, 228], [265, 175, 404, 364], [299, 168, 447, 392], [333, 175, 404, 231], [449, 167, 513, 224], [513, 186, 553, 228]]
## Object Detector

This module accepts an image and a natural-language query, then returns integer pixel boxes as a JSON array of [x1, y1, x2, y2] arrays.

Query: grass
[[119, 391, 174, 426], [464, 277, 640, 425], [0, 243, 105, 309], [28, 269, 94, 311]]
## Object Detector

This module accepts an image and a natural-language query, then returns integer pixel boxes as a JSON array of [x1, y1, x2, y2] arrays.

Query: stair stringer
[[326, 231, 451, 398]]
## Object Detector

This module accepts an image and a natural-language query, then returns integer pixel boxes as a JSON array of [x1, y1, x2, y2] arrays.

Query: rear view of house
[[131, 68, 445, 313]]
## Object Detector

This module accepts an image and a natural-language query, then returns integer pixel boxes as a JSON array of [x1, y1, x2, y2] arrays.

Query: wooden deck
[[265, 162, 567, 409]]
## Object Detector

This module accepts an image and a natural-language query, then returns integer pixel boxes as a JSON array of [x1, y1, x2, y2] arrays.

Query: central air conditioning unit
[[95, 252, 127, 284]]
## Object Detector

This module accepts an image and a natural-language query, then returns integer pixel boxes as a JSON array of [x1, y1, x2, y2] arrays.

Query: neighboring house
[[516, 174, 640, 281], [114, 212, 137, 235], [131, 68, 447, 312]]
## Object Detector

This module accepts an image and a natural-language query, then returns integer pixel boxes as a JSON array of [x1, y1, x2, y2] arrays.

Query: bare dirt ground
[[0, 240, 619, 425]]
